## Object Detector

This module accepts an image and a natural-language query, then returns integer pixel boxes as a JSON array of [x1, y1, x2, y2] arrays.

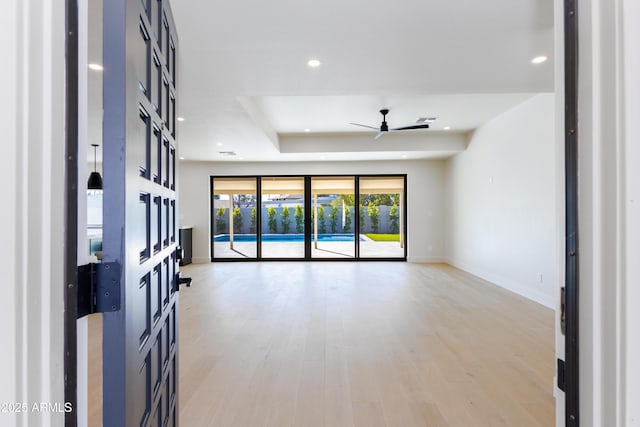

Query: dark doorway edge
[[64, 0, 79, 425], [564, 0, 580, 425]]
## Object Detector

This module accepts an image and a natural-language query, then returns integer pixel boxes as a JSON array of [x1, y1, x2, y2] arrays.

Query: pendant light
[[87, 144, 103, 190]]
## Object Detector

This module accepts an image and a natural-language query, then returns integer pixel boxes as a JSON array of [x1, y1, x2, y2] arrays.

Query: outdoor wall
[[445, 93, 558, 308], [178, 159, 446, 263]]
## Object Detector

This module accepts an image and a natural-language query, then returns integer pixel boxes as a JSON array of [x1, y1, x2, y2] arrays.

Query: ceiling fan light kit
[[350, 108, 433, 139]]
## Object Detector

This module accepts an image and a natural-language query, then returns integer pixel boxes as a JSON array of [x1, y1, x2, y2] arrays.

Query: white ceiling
[[251, 94, 537, 133], [89, 0, 555, 163]]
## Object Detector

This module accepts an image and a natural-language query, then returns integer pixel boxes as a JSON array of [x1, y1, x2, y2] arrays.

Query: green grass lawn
[[365, 233, 400, 242]]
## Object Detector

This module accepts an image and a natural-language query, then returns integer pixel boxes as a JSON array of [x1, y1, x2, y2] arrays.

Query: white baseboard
[[446, 258, 555, 309], [407, 256, 446, 263]]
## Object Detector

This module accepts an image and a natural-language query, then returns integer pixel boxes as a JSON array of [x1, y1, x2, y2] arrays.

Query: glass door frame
[[310, 176, 357, 260], [357, 175, 407, 260], [210, 175, 261, 260], [260, 175, 308, 260], [209, 174, 407, 261]]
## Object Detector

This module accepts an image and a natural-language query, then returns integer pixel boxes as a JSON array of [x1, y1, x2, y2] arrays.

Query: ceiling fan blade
[[416, 117, 437, 124], [391, 124, 430, 131], [350, 122, 379, 130], [374, 131, 385, 140]]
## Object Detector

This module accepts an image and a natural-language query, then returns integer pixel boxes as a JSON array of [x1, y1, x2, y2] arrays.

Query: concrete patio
[[212, 238, 404, 259]]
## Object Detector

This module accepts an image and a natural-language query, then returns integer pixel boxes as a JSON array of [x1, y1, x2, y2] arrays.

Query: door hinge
[[557, 358, 566, 392], [77, 262, 121, 318]]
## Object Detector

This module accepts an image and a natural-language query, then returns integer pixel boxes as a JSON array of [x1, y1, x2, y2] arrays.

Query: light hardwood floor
[[89, 262, 555, 427]]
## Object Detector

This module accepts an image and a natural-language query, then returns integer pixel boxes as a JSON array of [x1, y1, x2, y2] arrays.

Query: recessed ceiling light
[[88, 63, 104, 71], [239, 157, 244, 160], [307, 59, 321, 68], [179, 156, 185, 160], [304, 128, 311, 132], [531, 55, 548, 64], [216, 142, 224, 146], [401, 155, 408, 159], [444, 126, 451, 130], [177, 117, 185, 122]]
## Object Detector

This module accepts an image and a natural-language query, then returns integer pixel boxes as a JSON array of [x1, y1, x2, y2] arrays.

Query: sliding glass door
[[260, 177, 306, 259], [210, 175, 406, 261], [358, 176, 405, 258], [212, 177, 258, 259], [311, 177, 355, 258]]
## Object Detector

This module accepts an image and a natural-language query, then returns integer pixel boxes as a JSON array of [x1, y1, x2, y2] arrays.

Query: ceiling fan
[[350, 109, 436, 139]]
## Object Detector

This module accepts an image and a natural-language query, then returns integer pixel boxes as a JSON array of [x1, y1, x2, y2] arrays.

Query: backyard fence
[[213, 206, 400, 235]]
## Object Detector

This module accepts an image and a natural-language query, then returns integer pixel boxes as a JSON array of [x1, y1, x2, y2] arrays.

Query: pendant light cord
[[92, 144, 99, 172]]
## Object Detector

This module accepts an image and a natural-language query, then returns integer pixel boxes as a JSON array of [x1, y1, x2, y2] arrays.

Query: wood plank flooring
[[177, 262, 554, 427], [88, 262, 554, 426]]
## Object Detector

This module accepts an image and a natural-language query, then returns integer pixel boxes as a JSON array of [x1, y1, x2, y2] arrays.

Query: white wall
[[445, 94, 558, 308], [178, 159, 446, 263], [0, 0, 66, 425]]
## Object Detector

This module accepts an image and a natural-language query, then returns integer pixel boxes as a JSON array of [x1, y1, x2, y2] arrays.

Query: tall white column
[[576, 0, 640, 424], [622, 2, 640, 424], [1, 0, 66, 425]]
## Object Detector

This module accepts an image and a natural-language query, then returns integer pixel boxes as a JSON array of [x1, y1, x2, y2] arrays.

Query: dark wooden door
[[102, 0, 179, 425]]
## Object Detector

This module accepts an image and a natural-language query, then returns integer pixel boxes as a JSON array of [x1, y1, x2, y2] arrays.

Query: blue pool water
[[214, 234, 360, 242]]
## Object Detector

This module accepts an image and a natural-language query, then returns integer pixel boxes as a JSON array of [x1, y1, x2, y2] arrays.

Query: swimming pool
[[214, 233, 361, 242]]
